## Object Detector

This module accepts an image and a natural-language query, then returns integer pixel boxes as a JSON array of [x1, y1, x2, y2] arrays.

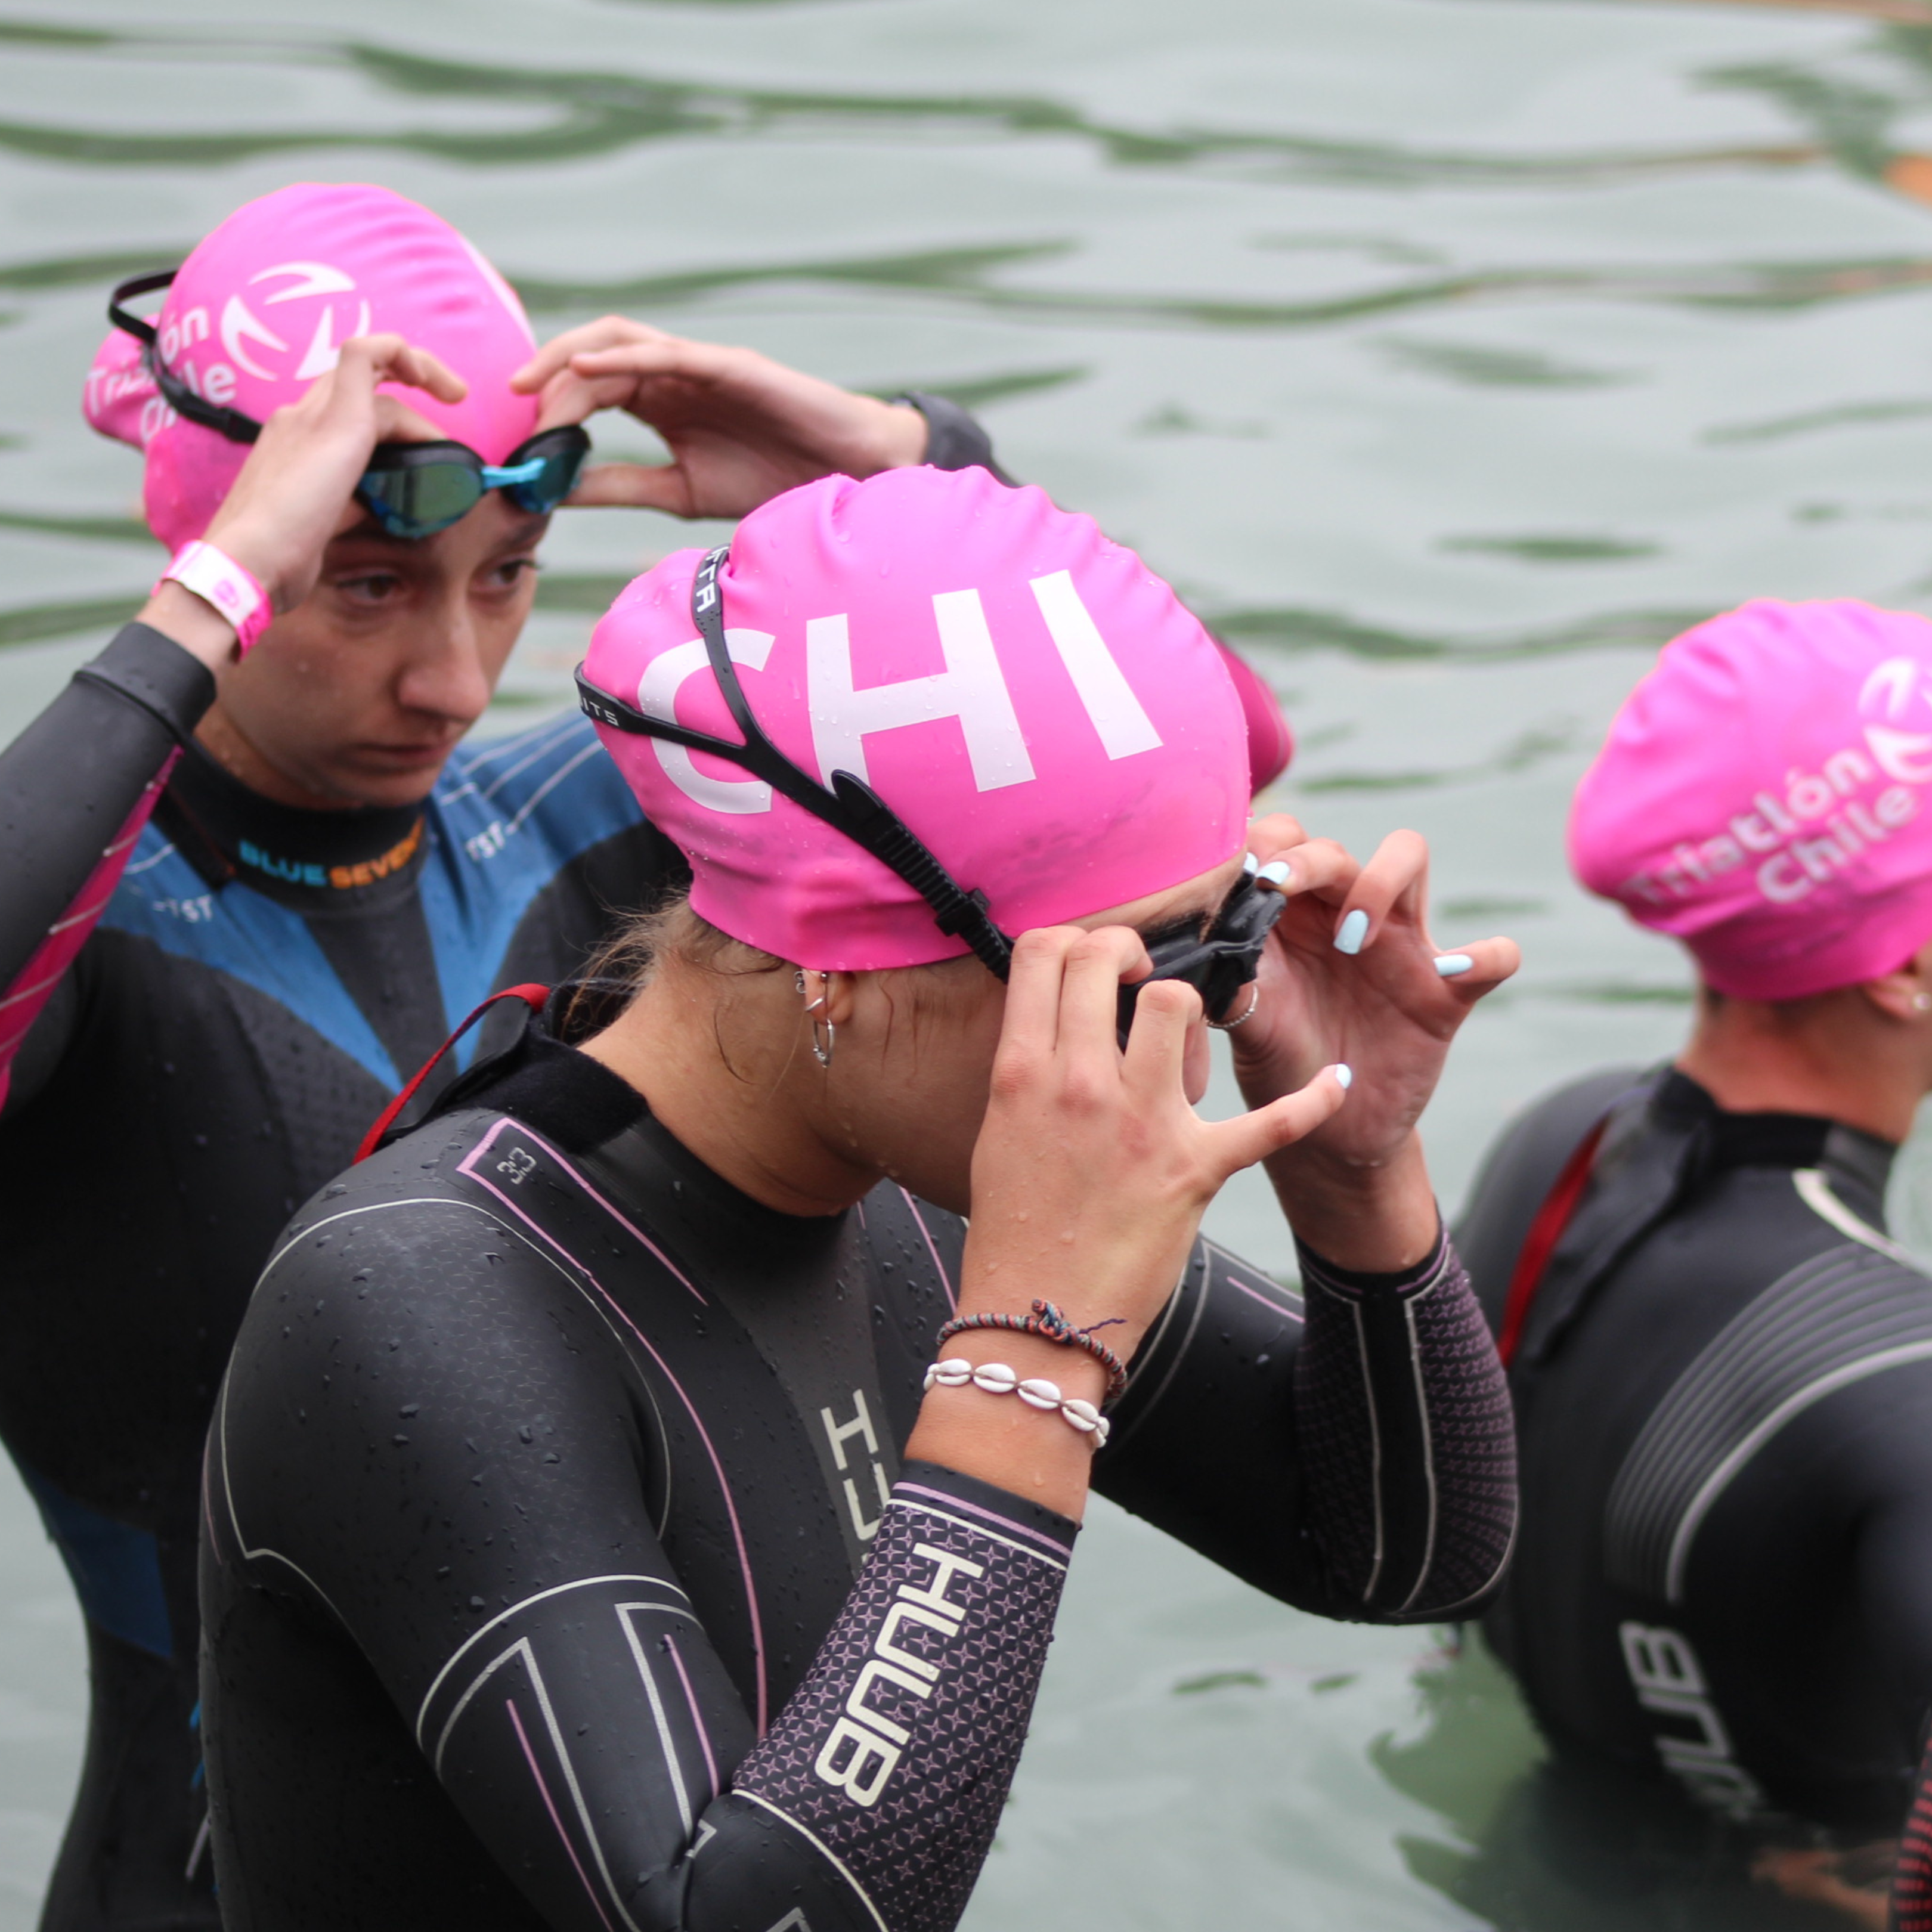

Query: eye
[[333, 570, 406, 607], [482, 556, 540, 596]]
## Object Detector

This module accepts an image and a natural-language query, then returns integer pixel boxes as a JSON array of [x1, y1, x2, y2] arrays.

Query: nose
[[392, 584, 491, 729]]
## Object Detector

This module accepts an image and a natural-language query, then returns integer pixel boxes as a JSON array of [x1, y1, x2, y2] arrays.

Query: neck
[[194, 702, 393, 812], [1675, 989, 1921, 1144], [581, 967, 881, 1218]]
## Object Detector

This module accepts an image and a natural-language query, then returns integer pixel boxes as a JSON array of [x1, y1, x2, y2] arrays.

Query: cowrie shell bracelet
[[922, 1358, 1111, 1448]]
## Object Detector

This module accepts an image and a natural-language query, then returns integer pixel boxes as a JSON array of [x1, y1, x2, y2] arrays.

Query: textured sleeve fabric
[[1896, 1753, 1932, 1931], [1096, 1227, 1516, 1621], [206, 1184, 1075, 1932], [0, 622, 215, 1111]]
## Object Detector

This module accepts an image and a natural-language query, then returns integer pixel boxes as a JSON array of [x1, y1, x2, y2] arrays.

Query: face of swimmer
[[196, 496, 548, 812], [626, 850, 1250, 1222]]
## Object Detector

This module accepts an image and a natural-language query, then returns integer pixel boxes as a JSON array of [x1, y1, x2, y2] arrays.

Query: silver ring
[[1206, 983, 1261, 1031]]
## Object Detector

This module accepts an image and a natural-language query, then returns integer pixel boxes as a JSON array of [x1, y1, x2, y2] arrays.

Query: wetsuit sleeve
[[208, 1199, 1077, 1932], [898, 392, 1016, 484], [0, 622, 214, 1111], [1095, 1227, 1516, 1620], [1894, 1747, 1932, 1930]]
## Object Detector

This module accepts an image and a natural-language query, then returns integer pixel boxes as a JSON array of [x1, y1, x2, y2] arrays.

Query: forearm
[[0, 609, 219, 1103], [1293, 1229, 1517, 1618], [416, 1466, 1076, 1932]]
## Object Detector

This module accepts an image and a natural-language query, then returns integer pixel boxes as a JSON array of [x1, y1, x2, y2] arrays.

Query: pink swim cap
[[1570, 598, 1932, 1000], [584, 466, 1250, 971], [84, 182, 538, 550]]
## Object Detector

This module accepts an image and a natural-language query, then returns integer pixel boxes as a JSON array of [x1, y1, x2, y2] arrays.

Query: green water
[[3, 0, 1932, 1923]]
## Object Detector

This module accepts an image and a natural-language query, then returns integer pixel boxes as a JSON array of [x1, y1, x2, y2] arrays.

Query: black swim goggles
[[108, 270, 590, 540], [575, 546, 1283, 1042]]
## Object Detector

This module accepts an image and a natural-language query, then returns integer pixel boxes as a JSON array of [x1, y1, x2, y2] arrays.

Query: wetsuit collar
[[1512, 1066, 1897, 1379], [156, 742, 429, 906], [1654, 1068, 1896, 1217]]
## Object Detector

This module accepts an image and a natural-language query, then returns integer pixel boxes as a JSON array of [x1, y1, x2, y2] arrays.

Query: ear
[[1856, 935, 1932, 1023], [818, 970, 860, 1028]]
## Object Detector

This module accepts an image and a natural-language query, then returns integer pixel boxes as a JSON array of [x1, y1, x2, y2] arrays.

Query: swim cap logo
[[220, 262, 372, 385], [1858, 655, 1932, 784], [639, 571, 1162, 815], [1620, 655, 1930, 912]]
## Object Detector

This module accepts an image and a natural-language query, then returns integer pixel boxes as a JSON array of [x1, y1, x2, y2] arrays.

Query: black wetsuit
[[200, 996, 1517, 1931], [0, 399, 1020, 1932], [1457, 1065, 1932, 1836]]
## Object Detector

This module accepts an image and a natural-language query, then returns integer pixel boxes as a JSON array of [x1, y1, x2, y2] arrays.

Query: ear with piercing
[[795, 967, 836, 1068]]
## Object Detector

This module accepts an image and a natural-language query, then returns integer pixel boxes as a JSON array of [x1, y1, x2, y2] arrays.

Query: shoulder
[[431, 712, 642, 860], [1455, 1064, 1653, 1311]]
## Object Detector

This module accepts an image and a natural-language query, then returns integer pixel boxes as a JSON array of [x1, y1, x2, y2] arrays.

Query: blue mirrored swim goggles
[[108, 270, 590, 540], [575, 544, 1283, 1042]]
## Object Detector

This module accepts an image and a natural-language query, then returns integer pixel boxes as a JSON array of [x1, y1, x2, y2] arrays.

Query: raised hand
[[906, 922, 1348, 1518], [509, 316, 928, 519], [1228, 815, 1520, 1268], [203, 336, 465, 613]]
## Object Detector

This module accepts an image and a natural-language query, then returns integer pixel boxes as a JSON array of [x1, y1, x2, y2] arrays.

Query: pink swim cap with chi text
[[1569, 598, 1932, 1000], [584, 466, 1252, 972], [83, 182, 538, 551]]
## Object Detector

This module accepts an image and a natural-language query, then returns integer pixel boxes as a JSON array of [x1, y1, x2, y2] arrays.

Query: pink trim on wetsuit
[[0, 750, 179, 1111]]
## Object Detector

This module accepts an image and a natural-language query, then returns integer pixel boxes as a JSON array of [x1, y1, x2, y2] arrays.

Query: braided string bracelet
[[936, 1298, 1128, 1403], [922, 1359, 1111, 1448]]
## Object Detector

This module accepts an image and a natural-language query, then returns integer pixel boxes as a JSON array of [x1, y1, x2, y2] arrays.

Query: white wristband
[[922, 1358, 1110, 1448], [157, 540, 271, 656]]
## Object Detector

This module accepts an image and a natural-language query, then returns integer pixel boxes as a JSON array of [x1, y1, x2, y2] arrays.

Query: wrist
[[153, 540, 273, 660], [137, 581, 244, 672], [868, 400, 929, 472], [1264, 1131, 1438, 1273]]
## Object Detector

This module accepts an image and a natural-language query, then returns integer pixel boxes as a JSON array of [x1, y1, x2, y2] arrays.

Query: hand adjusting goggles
[[109, 271, 589, 540], [575, 549, 1283, 1041]]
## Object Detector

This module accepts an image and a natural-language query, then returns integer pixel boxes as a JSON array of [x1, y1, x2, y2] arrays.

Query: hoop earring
[[795, 968, 836, 1069]]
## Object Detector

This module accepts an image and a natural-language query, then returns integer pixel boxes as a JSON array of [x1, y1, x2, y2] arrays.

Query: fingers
[[1328, 828, 1428, 953], [510, 315, 667, 395], [991, 928, 1079, 1076], [993, 925, 1154, 1094], [333, 333, 467, 405], [564, 461, 691, 513], [1057, 926, 1151, 1064], [1429, 935, 1521, 998], [1119, 977, 1201, 1102], [1203, 1065, 1351, 1176]]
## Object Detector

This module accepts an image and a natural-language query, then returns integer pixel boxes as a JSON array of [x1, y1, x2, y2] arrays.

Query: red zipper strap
[[1496, 1115, 1609, 1369], [354, 983, 550, 1163]]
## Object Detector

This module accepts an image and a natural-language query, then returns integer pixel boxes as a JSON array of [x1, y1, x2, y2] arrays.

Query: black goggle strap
[[110, 268, 262, 447], [577, 544, 1013, 980]]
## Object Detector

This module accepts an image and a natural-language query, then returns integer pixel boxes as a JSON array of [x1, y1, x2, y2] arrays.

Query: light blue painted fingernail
[[1434, 953, 1474, 978], [1334, 1063, 1353, 1089], [1258, 860, 1292, 887], [1243, 852, 1260, 875], [1334, 908, 1368, 955]]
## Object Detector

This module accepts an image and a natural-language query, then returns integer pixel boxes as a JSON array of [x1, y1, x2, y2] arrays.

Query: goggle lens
[[357, 460, 484, 538], [355, 427, 592, 538]]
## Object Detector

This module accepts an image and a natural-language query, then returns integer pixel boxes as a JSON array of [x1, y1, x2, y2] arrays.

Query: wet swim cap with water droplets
[[584, 465, 1251, 972], [83, 182, 538, 550]]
